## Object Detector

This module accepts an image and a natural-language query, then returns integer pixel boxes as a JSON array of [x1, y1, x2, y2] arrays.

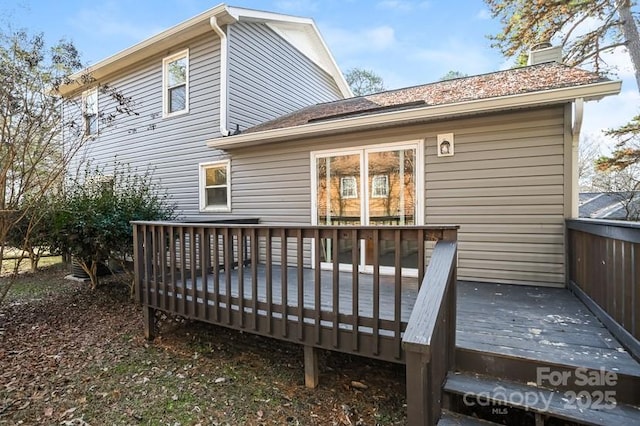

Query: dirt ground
[[0, 264, 407, 425]]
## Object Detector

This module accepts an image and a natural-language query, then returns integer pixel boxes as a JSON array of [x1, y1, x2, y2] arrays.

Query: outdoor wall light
[[437, 133, 454, 157]]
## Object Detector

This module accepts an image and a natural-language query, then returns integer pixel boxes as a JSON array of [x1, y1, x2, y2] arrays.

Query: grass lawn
[[0, 263, 406, 425]]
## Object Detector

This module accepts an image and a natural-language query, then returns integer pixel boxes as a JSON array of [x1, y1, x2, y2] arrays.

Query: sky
[[2, 0, 638, 152]]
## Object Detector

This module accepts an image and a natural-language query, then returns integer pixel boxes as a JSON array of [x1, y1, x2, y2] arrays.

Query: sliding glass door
[[313, 142, 421, 273]]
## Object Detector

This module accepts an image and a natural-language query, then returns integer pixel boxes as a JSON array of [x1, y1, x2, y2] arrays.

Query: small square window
[[371, 175, 389, 198], [82, 88, 98, 136], [163, 50, 189, 116], [200, 160, 230, 211], [340, 176, 357, 199]]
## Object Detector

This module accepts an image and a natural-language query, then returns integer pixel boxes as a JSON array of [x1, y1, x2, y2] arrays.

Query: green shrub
[[51, 162, 176, 289]]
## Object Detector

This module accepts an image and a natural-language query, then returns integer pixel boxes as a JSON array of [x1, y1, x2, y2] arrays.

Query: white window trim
[[340, 176, 358, 199], [199, 160, 231, 212], [162, 49, 189, 118], [82, 87, 98, 136], [371, 174, 389, 198]]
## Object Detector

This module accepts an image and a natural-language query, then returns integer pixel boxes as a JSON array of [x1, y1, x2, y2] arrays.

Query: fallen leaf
[[44, 407, 53, 417]]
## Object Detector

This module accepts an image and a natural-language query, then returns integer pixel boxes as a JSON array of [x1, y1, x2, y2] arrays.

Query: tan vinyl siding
[[219, 105, 569, 287], [424, 106, 566, 286]]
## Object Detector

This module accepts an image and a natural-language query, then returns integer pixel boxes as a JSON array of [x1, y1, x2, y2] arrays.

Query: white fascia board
[[207, 80, 621, 149], [60, 3, 231, 97]]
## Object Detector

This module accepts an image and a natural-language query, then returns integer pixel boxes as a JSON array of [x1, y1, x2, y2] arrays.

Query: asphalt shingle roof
[[245, 62, 607, 134]]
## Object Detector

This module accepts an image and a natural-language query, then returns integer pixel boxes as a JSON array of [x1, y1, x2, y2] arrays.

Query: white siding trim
[[162, 49, 190, 118], [199, 159, 231, 212]]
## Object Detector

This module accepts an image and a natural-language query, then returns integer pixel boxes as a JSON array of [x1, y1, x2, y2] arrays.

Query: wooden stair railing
[[402, 237, 458, 426]]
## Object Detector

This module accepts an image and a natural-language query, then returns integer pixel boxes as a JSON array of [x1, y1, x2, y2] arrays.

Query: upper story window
[[371, 175, 389, 198], [199, 160, 231, 212], [340, 176, 357, 199], [163, 50, 189, 116], [82, 88, 98, 135]]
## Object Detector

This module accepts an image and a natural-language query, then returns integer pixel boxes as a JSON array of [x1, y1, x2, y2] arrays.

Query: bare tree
[[0, 29, 135, 303], [486, 0, 640, 170], [578, 136, 603, 192], [592, 162, 640, 220]]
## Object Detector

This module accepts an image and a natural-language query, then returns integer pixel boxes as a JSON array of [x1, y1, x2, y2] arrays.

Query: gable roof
[[59, 4, 351, 97], [208, 62, 621, 149]]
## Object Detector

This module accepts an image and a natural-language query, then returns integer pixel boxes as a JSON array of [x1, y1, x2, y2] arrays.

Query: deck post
[[303, 345, 319, 388], [143, 306, 156, 340], [405, 350, 430, 425]]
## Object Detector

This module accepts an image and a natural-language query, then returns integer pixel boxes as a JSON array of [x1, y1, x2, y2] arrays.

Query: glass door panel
[[316, 153, 361, 266], [366, 148, 417, 268]]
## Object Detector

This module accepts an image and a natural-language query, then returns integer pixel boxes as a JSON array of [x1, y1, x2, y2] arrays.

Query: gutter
[[210, 16, 231, 137], [207, 80, 621, 149]]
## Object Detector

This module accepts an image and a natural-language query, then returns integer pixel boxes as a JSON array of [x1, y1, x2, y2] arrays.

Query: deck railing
[[132, 222, 458, 365], [567, 219, 640, 359], [402, 239, 458, 426]]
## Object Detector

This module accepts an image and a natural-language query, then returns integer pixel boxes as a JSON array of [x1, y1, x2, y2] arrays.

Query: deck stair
[[438, 282, 640, 425]]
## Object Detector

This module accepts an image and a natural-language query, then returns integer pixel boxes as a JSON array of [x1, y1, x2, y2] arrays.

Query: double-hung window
[[163, 50, 189, 116], [199, 160, 231, 211], [82, 88, 98, 135], [371, 175, 389, 198], [340, 176, 357, 199]]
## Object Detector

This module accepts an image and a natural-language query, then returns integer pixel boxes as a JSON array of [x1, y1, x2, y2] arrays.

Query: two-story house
[[62, 4, 623, 288], [60, 4, 351, 219]]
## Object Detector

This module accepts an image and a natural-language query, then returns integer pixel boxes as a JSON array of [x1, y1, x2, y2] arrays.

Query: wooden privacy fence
[[567, 219, 640, 359], [132, 221, 459, 425]]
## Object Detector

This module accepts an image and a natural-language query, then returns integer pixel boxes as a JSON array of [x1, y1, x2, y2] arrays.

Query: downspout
[[571, 98, 584, 218], [210, 16, 231, 136]]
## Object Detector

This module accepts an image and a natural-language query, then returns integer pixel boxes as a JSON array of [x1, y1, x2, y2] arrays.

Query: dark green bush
[[51, 163, 176, 289]]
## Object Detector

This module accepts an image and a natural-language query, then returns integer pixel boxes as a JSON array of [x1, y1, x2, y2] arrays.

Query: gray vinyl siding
[[227, 22, 343, 132], [76, 33, 227, 219], [216, 106, 569, 287]]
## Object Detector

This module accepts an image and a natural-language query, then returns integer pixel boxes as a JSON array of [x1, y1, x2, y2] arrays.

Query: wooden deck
[[152, 266, 640, 376], [133, 221, 640, 425], [456, 281, 640, 377]]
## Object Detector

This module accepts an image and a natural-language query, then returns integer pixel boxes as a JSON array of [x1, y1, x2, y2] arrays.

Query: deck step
[[455, 346, 640, 406], [438, 410, 499, 425], [444, 372, 640, 426]]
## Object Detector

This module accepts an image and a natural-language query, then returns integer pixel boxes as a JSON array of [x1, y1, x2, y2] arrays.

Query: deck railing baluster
[[372, 229, 380, 356], [297, 229, 304, 341], [201, 227, 209, 321], [238, 228, 245, 328], [251, 228, 258, 331], [266, 228, 273, 334], [212, 229, 220, 322], [351, 229, 359, 350], [169, 226, 177, 314], [224, 228, 232, 325], [314, 229, 321, 345], [151, 225, 158, 308], [159, 226, 167, 311], [394, 229, 402, 360], [180, 228, 187, 316], [281, 229, 288, 338], [189, 227, 197, 318], [332, 229, 339, 348]]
